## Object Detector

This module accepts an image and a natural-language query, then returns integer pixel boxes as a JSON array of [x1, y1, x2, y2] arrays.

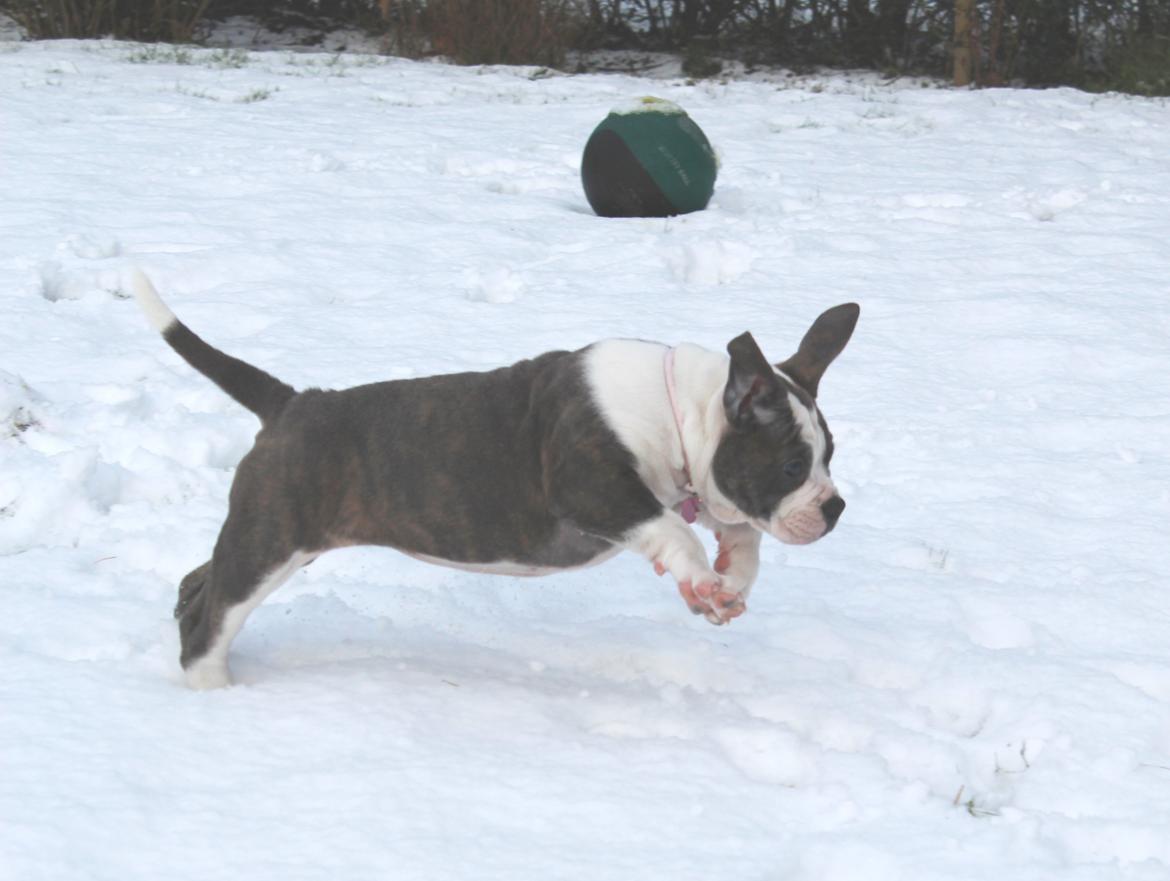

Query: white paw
[[671, 570, 746, 626], [714, 540, 760, 599], [184, 658, 232, 691]]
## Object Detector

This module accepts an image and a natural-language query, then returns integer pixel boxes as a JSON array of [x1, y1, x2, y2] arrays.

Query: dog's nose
[[820, 496, 845, 531]]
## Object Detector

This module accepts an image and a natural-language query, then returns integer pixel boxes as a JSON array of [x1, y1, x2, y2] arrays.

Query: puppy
[[133, 272, 858, 688]]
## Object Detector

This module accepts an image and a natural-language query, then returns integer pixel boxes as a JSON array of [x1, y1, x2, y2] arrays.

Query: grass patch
[[238, 86, 275, 102]]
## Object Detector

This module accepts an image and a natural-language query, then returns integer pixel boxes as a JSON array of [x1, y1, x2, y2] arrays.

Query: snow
[[3, 37, 1170, 881], [610, 95, 687, 114]]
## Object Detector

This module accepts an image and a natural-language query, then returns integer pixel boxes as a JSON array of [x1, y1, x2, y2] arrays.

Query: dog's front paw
[[632, 513, 745, 625], [675, 573, 746, 625], [709, 528, 761, 615]]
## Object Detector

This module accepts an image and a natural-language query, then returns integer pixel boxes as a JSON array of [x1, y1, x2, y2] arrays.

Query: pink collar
[[664, 347, 701, 524]]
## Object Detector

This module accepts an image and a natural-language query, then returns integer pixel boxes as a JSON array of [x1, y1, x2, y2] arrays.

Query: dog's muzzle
[[767, 493, 846, 546]]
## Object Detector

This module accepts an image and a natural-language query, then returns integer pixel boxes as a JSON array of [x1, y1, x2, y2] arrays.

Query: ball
[[581, 97, 717, 218]]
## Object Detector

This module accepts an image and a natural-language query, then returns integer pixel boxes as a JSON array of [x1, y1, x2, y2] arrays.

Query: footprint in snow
[[462, 266, 525, 303], [661, 239, 756, 286], [37, 261, 128, 302]]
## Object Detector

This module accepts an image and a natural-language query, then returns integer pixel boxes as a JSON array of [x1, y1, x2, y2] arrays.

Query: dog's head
[[702, 304, 859, 545]]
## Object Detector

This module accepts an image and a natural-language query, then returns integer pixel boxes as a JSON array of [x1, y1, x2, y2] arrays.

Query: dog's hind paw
[[184, 657, 232, 690]]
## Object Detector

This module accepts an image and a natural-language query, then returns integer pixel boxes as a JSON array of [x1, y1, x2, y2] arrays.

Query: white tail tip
[[132, 269, 178, 333]]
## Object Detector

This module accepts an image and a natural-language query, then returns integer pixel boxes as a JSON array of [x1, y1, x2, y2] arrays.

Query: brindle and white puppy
[[133, 272, 858, 689]]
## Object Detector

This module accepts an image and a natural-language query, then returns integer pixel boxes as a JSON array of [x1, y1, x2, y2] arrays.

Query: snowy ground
[[2, 38, 1170, 881]]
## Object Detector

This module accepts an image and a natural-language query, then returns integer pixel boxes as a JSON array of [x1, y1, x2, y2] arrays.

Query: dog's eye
[[783, 459, 804, 478]]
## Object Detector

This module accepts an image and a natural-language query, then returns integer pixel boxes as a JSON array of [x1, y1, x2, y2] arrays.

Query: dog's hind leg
[[179, 547, 313, 690], [175, 560, 212, 620], [177, 495, 317, 689]]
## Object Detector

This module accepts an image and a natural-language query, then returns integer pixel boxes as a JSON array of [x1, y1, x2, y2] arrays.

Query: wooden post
[[953, 0, 974, 86]]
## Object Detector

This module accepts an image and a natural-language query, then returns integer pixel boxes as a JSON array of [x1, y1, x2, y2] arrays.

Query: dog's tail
[[132, 270, 296, 425]]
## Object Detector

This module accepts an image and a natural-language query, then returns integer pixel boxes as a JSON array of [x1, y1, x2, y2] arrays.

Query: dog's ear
[[724, 332, 784, 429], [776, 303, 859, 398]]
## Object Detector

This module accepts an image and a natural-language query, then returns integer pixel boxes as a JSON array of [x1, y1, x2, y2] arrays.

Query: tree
[[953, 0, 975, 85]]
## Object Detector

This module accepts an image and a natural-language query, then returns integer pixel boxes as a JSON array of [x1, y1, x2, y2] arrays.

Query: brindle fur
[[171, 346, 660, 668]]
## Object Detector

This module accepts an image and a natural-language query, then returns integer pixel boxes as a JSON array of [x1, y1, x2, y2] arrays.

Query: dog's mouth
[[760, 509, 830, 546]]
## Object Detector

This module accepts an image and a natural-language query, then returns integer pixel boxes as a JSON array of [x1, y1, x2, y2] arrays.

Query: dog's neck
[[661, 344, 749, 526], [583, 339, 748, 525], [663, 347, 699, 520]]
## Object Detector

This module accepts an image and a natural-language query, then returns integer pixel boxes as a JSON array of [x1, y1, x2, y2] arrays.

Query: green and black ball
[[581, 97, 718, 218]]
